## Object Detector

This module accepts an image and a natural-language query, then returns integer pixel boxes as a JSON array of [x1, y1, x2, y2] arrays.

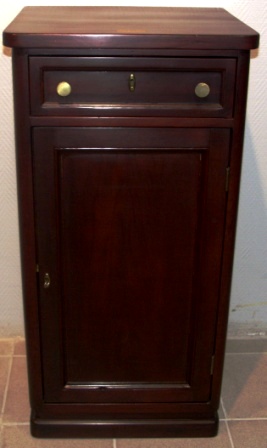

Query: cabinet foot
[[31, 412, 219, 438]]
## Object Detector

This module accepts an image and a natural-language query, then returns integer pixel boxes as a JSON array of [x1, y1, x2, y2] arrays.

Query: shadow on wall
[[228, 120, 267, 338], [2, 46, 11, 56]]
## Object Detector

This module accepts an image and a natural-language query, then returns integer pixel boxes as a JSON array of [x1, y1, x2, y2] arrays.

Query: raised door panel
[[32, 127, 230, 404]]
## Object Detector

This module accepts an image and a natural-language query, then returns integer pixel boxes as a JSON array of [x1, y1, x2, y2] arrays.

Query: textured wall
[[1, 0, 266, 337]]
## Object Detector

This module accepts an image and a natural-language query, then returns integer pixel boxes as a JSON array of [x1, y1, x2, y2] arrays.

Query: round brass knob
[[195, 82, 210, 98], [57, 81, 72, 97]]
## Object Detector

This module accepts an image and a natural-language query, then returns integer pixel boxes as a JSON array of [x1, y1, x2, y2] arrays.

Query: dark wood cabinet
[[3, 7, 259, 438]]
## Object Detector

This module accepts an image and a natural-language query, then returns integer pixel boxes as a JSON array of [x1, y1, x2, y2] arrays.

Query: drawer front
[[30, 57, 236, 117]]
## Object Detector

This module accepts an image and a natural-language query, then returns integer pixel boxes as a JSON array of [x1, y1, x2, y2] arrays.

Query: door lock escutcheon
[[129, 73, 136, 92], [44, 273, 51, 289]]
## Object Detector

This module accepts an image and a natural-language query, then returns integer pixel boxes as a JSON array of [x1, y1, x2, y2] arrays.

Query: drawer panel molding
[[30, 56, 236, 117]]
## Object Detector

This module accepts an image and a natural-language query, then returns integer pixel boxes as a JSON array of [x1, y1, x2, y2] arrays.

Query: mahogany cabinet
[[3, 7, 259, 438]]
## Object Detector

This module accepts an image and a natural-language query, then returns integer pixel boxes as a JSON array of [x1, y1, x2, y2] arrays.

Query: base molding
[[31, 412, 219, 438]]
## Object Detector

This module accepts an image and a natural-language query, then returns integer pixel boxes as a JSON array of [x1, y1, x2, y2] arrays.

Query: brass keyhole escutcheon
[[44, 273, 51, 289], [57, 81, 72, 97], [129, 73, 136, 92], [195, 82, 210, 98]]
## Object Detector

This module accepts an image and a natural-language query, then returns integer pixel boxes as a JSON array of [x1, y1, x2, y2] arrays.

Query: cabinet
[[3, 7, 259, 438]]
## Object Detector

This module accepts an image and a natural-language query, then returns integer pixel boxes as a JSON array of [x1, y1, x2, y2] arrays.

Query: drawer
[[29, 57, 236, 117]]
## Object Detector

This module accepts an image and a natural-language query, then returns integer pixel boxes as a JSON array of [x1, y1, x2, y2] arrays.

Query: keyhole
[[44, 273, 51, 289], [129, 73, 136, 92]]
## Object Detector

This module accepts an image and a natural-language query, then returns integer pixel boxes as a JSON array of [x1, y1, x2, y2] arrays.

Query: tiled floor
[[0, 337, 266, 447]]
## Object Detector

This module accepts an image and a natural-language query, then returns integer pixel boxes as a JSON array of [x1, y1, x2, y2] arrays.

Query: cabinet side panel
[[12, 49, 43, 410]]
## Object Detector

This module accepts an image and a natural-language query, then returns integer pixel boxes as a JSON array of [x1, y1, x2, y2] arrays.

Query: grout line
[[225, 419, 235, 448], [221, 397, 228, 419], [222, 417, 267, 421], [0, 342, 14, 416], [2, 422, 30, 427], [113, 439, 117, 448], [0, 423, 3, 448], [226, 352, 267, 355]]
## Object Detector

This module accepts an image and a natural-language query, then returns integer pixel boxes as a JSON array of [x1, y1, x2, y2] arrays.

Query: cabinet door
[[33, 127, 230, 404]]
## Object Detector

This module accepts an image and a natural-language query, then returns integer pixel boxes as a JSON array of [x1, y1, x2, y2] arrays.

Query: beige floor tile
[[0, 358, 10, 413], [13, 338, 26, 356], [116, 421, 232, 448], [222, 353, 267, 418], [228, 420, 267, 448], [3, 357, 30, 423], [0, 340, 13, 357], [1, 425, 113, 448]]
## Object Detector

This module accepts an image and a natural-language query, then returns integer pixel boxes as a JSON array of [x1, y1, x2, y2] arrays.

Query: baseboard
[[31, 413, 219, 439]]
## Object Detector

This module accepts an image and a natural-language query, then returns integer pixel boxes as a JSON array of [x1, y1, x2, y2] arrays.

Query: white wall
[[1, 0, 266, 337]]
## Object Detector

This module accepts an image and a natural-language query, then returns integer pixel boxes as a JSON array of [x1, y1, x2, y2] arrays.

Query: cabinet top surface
[[3, 6, 259, 50]]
